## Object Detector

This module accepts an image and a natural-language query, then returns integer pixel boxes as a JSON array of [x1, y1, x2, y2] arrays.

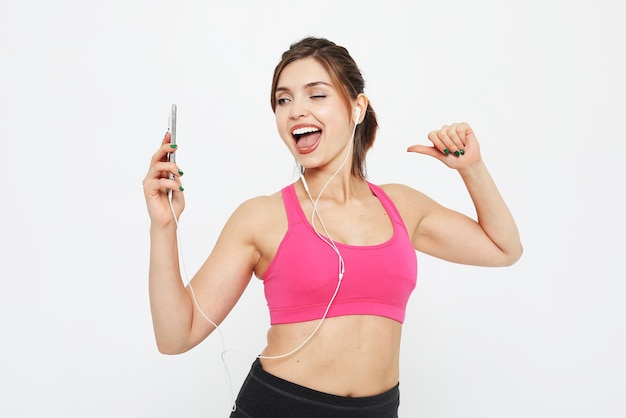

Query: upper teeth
[[292, 127, 320, 135]]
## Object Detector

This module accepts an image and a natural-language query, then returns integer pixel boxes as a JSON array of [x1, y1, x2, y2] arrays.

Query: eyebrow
[[274, 81, 333, 94]]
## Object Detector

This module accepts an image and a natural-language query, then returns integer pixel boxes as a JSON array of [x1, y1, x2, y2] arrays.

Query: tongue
[[296, 132, 321, 151]]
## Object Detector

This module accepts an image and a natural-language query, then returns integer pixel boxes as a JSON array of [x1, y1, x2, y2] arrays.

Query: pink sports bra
[[262, 182, 417, 325]]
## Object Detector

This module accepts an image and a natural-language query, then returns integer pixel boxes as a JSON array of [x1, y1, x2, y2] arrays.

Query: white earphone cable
[[168, 197, 238, 412], [166, 109, 359, 411]]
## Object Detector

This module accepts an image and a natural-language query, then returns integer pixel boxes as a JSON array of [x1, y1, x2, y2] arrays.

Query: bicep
[[413, 203, 509, 267], [185, 203, 261, 346]]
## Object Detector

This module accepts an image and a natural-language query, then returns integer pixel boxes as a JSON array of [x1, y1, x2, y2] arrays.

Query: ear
[[353, 93, 369, 125]]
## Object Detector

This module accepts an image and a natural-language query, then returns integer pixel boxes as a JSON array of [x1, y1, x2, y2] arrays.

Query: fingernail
[[178, 186, 184, 192], [459, 149, 465, 155], [454, 150, 460, 156], [178, 169, 184, 176], [443, 148, 450, 155], [170, 144, 177, 149]]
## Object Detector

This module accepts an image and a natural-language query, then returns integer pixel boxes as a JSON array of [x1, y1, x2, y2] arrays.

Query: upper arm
[[184, 197, 266, 346], [383, 184, 514, 267], [415, 202, 508, 266]]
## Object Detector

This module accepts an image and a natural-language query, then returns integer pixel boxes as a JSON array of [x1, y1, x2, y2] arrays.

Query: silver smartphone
[[167, 104, 177, 198], [168, 103, 177, 169]]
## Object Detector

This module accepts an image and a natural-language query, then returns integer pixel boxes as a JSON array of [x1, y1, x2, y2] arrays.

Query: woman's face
[[274, 57, 353, 172]]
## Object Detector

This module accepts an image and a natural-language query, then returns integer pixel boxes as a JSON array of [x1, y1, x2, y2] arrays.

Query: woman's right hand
[[142, 132, 185, 227]]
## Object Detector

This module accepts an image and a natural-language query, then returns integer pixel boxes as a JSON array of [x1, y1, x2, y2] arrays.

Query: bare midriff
[[259, 314, 402, 397]]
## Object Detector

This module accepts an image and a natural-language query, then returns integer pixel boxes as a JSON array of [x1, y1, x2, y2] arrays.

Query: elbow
[[156, 341, 181, 355], [157, 344, 181, 356], [154, 336, 192, 355], [501, 244, 524, 267]]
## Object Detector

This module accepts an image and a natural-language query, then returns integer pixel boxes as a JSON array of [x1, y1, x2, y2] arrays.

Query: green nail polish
[[459, 149, 465, 155], [170, 144, 177, 149], [178, 186, 184, 192], [454, 150, 460, 156], [178, 169, 184, 176], [444, 148, 450, 155]]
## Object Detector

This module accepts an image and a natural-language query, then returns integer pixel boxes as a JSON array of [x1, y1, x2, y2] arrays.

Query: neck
[[300, 168, 367, 204]]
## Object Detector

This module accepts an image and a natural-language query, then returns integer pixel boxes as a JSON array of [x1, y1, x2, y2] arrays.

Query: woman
[[143, 37, 522, 417]]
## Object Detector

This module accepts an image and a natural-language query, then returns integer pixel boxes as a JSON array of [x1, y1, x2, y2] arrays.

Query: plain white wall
[[1, 0, 624, 417]]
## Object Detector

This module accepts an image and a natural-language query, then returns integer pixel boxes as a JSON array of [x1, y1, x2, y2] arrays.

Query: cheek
[[318, 106, 349, 130], [274, 112, 292, 144]]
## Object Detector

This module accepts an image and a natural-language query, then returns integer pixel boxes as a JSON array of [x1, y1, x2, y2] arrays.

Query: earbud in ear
[[354, 107, 361, 124]]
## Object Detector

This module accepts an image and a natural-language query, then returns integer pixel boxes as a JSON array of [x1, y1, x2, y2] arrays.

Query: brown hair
[[271, 37, 378, 179]]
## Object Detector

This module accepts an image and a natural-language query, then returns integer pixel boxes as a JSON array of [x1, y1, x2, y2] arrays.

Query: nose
[[289, 100, 308, 120]]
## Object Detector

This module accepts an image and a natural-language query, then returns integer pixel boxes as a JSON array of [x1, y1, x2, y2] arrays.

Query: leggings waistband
[[230, 358, 399, 418]]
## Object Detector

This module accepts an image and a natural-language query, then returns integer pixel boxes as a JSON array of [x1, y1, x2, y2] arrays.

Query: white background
[[1, 0, 624, 417]]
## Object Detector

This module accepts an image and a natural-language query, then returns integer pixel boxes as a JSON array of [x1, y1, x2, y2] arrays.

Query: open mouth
[[292, 126, 321, 141], [291, 125, 322, 153]]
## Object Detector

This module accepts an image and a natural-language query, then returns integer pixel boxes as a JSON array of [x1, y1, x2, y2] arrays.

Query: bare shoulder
[[227, 189, 288, 275], [378, 183, 415, 199], [225, 189, 287, 249], [378, 183, 439, 231], [229, 190, 285, 228], [378, 183, 437, 210]]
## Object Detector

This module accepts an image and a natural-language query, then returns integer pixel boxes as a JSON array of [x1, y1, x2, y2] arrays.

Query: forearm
[[148, 224, 193, 353], [458, 160, 523, 263]]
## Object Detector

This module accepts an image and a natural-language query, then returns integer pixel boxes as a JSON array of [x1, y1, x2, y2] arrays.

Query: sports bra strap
[[366, 182, 405, 226], [281, 184, 304, 226]]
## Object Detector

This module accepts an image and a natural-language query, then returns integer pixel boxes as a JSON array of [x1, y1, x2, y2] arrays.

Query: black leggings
[[230, 359, 399, 418]]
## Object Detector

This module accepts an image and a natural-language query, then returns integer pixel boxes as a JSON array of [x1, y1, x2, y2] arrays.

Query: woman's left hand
[[407, 122, 482, 170]]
